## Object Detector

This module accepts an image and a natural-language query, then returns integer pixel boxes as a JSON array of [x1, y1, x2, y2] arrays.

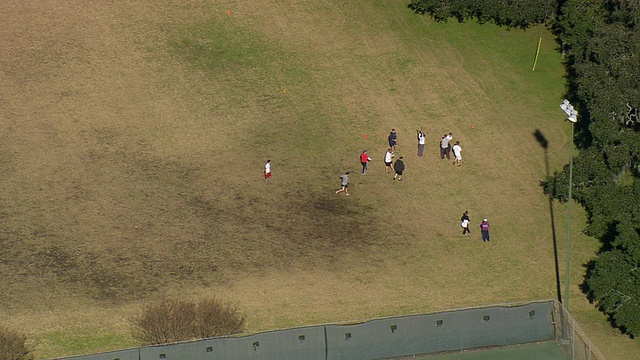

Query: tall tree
[[549, 0, 640, 337], [408, 0, 553, 27], [410, 0, 640, 336]]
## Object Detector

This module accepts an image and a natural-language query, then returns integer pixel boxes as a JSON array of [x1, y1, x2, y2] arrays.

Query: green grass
[[36, 330, 137, 360]]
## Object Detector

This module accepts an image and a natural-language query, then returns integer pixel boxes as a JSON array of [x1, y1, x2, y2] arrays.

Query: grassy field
[[1, 0, 638, 359]]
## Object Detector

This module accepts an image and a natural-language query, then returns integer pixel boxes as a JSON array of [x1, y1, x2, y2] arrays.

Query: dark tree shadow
[[580, 259, 597, 303], [580, 258, 635, 339], [580, 221, 619, 300], [534, 129, 563, 304], [578, 222, 635, 338], [599, 221, 619, 253]]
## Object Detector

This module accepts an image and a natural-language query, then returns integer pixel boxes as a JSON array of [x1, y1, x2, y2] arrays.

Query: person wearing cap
[[360, 150, 372, 175], [481, 219, 490, 242]]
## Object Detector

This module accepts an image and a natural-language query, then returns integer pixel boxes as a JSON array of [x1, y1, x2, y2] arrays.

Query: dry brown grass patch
[[0, 327, 32, 360]]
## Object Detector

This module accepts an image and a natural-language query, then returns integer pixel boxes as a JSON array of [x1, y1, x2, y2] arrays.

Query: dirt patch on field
[[4, 1, 617, 359], [0, 0, 390, 309]]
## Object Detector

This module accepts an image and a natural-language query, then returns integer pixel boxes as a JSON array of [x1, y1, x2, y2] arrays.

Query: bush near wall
[[133, 298, 246, 345], [0, 327, 32, 360]]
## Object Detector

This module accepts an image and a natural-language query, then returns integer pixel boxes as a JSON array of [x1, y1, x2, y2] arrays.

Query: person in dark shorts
[[481, 219, 490, 242], [417, 129, 426, 157], [360, 150, 372, 175], [388, 129, 398, 152], [384, 148, 394, 173], [461, 211, 470, 236], [393, 156, 405, 180], [335, 172, 350, 195], [440, 133, 452, 159]]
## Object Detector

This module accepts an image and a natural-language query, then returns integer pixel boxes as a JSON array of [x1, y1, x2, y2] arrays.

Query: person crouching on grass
[[335, 172, 350, 196]]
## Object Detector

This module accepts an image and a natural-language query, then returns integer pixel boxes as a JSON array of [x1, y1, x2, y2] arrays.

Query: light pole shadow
[[534, 129, 562, 304]]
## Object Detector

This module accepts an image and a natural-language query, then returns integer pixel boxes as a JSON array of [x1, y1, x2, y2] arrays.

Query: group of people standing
[[337, 128, 466, 193], [417, 130, 463, 166], [461, 211, 491, 242], [357, 129, 406, 177], [385, 129, 405, 180], [265, 127, 490, 241], [438, 132, 463, 166]]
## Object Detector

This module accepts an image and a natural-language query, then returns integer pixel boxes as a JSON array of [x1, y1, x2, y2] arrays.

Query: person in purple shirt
[[481, 219, 490, 242]]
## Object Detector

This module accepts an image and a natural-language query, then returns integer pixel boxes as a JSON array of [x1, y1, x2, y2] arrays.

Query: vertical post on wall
[[572, 317, 576, 360], [559, 99, 578, 313], [565, 121, 574, 312]]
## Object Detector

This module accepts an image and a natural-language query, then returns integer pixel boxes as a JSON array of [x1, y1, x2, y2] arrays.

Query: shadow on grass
[[578, 223, 637, 338], [533, 129, 562, 304], [579, 221, 619, 301]]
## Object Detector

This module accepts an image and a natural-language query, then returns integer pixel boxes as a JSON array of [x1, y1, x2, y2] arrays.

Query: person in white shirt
[[264, 160, 271, 184], [417, 129, 426, 157], [440, 132, 453, 159], [384, 148, 394, 173], [452, 141, 462, 166]]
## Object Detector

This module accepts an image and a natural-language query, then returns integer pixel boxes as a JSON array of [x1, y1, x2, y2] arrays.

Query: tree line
[[409, 0, 640, 337]]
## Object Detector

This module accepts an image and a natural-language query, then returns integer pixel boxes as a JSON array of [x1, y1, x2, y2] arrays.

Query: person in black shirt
[[461, 211, 470, 236], [393, 157, 405, 181]]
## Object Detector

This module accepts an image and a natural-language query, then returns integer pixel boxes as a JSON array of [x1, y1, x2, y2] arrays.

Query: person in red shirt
[[360, 150, 372, 175]]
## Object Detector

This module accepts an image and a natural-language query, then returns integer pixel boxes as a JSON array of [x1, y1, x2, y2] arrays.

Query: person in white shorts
[[452, 141, 462, 166]]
